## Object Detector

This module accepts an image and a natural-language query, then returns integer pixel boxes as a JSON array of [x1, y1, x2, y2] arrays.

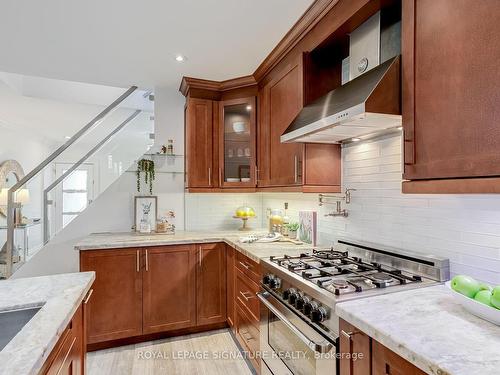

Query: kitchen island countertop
[[0, 272, 95, 375], [336, 284, 500, 375], [75, 230, 316, 263]]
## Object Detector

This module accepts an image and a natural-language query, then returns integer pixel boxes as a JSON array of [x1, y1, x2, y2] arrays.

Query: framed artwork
[[298, 210, 317, 246], [134, 196, 157, 233]]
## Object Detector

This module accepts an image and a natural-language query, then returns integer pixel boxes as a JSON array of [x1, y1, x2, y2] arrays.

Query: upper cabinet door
[[219, 97, 257, 187], [403, 0, 500, 181], [259, 56, 305, 187], [185, 98, 216, 188], [142, 245, 197, 334], [197, 243, 227, 326]]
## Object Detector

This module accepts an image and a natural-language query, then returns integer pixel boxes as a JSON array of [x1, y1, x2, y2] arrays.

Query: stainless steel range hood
[[281, 55, 401, 144]]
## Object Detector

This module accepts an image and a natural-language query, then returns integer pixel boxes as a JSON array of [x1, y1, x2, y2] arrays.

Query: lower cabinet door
[[339, 318, 372, 375], [43, 305, 84, 375], [80, 248, 143, 344], [197, 243, 227, 326], [226, 245, 236, 329], [235, 304, 260, 372], [372, 339, 427, 375], [143, 245, 197, 334]]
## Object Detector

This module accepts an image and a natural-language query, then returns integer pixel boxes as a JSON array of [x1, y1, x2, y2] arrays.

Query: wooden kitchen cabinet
[[372, 340, 426, 375], [258, 53, 341, 192], [339, 318, 426, 375], [41, 304, 85, 375], [80, 248, 142, 344], [226, 245, 236, 329], [142, 245, 197, 334], [197, 243, 227, 326], [185, 97, 218, 189], [235, 304, 261, 373], [258, 56, 305, 187], [339, 318, 372, 375], [402, 0, 500, 193], [219, 97, 257, 187]]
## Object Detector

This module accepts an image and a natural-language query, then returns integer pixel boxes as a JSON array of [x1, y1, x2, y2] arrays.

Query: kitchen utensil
[[279, 237, 304, 245], [256, 233, 281, 243], [446, 281, 500, 326]]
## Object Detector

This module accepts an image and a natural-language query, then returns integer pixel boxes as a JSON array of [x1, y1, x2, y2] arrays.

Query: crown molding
[[253, 0, 340, 82], [179, 75, 256, 97]]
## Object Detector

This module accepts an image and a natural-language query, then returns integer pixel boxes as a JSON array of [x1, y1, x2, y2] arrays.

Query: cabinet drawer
[[235, 268, 260, 324], [235, 304, 260, 372], [235, 251, 261, 284]]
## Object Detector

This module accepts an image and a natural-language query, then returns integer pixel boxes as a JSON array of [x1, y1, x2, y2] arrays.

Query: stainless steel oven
[[258, 291, 338, 375]]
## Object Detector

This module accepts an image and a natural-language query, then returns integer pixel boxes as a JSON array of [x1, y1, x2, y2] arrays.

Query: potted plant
[[285, 222, 300, 239], [136, 159, 155, 194]]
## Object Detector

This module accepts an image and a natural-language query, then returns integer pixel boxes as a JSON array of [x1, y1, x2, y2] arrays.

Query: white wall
[[12, 88, 186, 277], [187, 135, 500, 285]]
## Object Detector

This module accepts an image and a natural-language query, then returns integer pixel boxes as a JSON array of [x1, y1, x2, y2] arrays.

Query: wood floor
[[86, 329, 254, 375]]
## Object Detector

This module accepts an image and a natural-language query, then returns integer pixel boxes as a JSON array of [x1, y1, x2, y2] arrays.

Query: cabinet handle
[[294, 155, 298, 183], [208, 167, 211, 186], [255, 167, 259, 182], [219, 167, 222, 186], [136, 250, 140, 272], [241, 330, 254, 341], [199, 247, 202, 267], [145, 249, 149, 272], [239, 291, 254, 301], [341, 330, 354, 340], [56, 336, 77, 375], [238, 261, 250, 270], [84, 289, 93, 305]]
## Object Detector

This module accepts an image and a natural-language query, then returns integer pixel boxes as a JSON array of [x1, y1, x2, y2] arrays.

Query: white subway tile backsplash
[[185, 134, 500, 284]]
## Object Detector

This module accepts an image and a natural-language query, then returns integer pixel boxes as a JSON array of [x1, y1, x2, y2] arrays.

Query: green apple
[[451, 275, 481, 298], [474, 290, 494, 307], [491, 286, 500, 309]]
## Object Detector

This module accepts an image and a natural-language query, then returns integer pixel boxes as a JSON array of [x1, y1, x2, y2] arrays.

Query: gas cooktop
[[268, 248, 425, 296]]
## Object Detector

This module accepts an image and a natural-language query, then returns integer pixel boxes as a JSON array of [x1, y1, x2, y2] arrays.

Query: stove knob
[[295, 295, 305, 310], [288, 290, 299, 304], [270, 277, 281, 289], [262, 274, 272, 285], [311, 306, 328, 323], [303, 300, 318, 316], [283, 288, 294, 300]]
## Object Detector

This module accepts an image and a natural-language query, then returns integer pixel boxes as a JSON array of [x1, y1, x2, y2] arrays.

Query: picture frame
[[134, 196, 157, 233]]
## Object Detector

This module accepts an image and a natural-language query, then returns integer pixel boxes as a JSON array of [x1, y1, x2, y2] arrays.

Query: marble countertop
[[75, 230, 316, 263], [0, 272, 95, 375], [336, 284, 500, 375]]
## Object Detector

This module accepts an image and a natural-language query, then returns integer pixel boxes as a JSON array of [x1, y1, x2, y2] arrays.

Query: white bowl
[[241, 178, 251, 182], [226, 178, 240, 182], [445, 281, 500, 326]]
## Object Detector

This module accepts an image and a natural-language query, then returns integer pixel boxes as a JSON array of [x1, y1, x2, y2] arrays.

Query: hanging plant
[[136, 158, 155, 194]]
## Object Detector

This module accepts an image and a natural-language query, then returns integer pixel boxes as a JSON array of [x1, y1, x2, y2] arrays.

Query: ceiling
[[0, 0, 313, 90]]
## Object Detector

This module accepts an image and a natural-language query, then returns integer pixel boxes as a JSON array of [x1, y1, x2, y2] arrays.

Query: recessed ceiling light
[[397, 126, 403, 130], [175, 55, 186, 62], [246, 105, 252, 111], [351, 137, 361, 142], [64, 136, 71, 140]]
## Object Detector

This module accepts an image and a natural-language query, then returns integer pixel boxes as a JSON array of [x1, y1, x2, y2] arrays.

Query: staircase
[[0, 86, 154, 278]]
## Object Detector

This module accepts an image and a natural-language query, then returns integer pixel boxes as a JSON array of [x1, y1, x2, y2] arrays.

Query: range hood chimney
[[281, 10, 402, 144]]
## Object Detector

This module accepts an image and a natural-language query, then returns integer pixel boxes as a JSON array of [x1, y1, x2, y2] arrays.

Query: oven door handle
[[257, 292, 334, 354]]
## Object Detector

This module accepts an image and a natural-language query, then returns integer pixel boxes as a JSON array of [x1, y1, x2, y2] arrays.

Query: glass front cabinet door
[[219, 97, 256, 187]]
